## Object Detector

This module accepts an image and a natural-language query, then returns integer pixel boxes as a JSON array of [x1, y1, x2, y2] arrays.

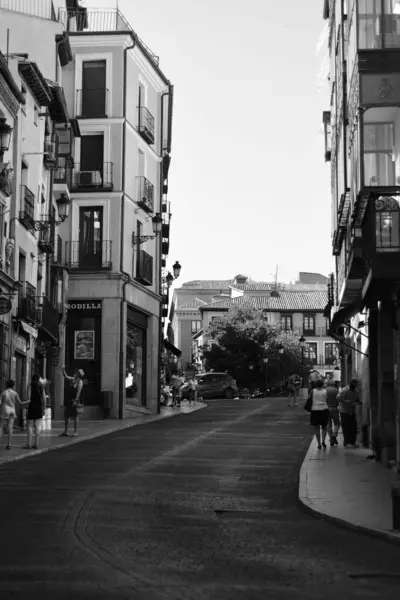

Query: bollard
[[392, 483, 400, 531]]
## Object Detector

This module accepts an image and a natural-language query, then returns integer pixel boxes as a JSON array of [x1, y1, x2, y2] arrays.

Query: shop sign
[[15, 335, 27, 353], [0, 296, 12, 315], [361, 74, 400, 105], [68, 301, 101, 311]]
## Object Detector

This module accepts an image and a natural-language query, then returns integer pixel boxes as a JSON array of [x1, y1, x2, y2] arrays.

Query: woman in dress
[[24, 375, 46, 450], [59, 367, 84, 437], [0, 379, 28, 449], [309, 378, 330, 449]]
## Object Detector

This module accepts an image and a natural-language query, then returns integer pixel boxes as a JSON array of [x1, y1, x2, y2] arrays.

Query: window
[[364, 121, 395, 186], [305, 342, 317, 363], [34, 104, 38, 126], [303, 315, 315, 335], [191, 320, 201, 334], [281, 314, 292, 331], [21, 86, 27, 115], [325, 343, 339, 365], [358, 0, 400, 49], [79, 207, 103, 269], [81, 60, 107, 117], [375, 196, 400, 250]]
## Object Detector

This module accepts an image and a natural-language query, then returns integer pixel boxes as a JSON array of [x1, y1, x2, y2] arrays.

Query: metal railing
[[18, 281, 36, 323], [136, 249, 153, 286], [19, 185, 35, 228], [52, 234, 63, 265], [54, 155, 72, 188], [71, 163, 113, 191], [75, 88, 109, 118], [136, 176, 154, 213], [58, 8, 159, 65], [137, 105, 155, 145], [0, 0, 57, 20], [66, 240, 112, 271]]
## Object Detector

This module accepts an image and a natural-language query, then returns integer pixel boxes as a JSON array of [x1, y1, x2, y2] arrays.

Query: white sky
[[84, 0, 331, 285]]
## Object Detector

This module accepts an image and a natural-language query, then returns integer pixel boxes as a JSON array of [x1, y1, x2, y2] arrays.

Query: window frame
[[191, 320, 202, 334], [303, 314, 316, 335]]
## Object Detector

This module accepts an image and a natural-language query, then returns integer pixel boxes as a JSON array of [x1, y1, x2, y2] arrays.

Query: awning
[[20, 320, 38, 339], [0, 52, 26, 104], [48, 83, 69, 123], [163, 339, 182, 358], [56, 32, 73, 67], [329, 301, 361, 335]]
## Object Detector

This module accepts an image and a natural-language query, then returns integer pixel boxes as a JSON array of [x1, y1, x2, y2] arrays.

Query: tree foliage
[[201, 306, 312, 388]]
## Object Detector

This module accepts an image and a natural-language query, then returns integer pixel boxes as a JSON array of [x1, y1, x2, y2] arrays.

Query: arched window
[[375, 196, 400, 251]]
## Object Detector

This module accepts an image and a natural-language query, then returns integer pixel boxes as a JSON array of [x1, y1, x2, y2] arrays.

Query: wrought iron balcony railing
[[54, 155, 73, 187], [136, 250, 153, 286], [136, 176, 154, 213], [71, 163, 113, 191], [137, 105, 155, 145], [19, 185, 35, 229], [66, 240, 112, 271], [75, 88, 109, 118], [37, 216, 55, 254], [18, 281, 36, 323], [51, 234, 63, 265]]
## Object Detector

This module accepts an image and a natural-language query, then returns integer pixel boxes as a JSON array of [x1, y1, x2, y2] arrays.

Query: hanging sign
[[0, 296, 12, 315]]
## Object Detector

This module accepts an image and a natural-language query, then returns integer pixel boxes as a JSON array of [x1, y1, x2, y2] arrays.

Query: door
[[82, 60, 106, 117], [80, 135, 104, 182], [79, 207, 103, 269]]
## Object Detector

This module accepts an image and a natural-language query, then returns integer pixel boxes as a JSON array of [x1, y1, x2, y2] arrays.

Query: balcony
[[18, 281, 36, 323], [136, 176, 154, 213], [137, 106, 155, 145], [136, 250, 153, 286], [35, 296, 59, 343], [58, 8, 159, 65], [66, 240, 112, 271], [71, 163, 113, 192], [37, 218, 55, 254], [54, 154, 73, 198], [0, 0, 58, 20], [19, 185, 35, 229], [43, 140, 57, 170], [75, 88, 109, 119]]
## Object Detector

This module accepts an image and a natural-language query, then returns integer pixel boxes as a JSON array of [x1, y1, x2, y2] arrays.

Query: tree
[[201, 305, 312, 389]]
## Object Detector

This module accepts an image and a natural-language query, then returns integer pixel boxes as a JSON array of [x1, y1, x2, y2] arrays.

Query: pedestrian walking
[[287, 373, 299, 407], [325, 379, 340, 446], [333, 366, 341, 390], [187, 375, 198, 405], [309, 378, 330, 449], [59, 367, 84, 437], [24, 375, 46, 449], [0, 380, 29, 449], [338, 378, 362, 448]]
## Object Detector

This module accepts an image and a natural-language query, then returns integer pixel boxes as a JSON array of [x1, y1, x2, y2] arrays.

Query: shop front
[[126, 306, 148, 407], [66, 300, 102, 414]]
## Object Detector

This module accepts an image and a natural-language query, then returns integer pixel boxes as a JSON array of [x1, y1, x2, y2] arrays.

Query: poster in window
[[74, 330, 95, 360]]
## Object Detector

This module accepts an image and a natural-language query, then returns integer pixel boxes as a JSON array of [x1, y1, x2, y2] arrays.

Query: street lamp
[[299, 335, 306, 389], [263, 356, 269, 397], [132, 213, 163, 244], [172, 261, 182, 278], [0, 118, 12, 158]]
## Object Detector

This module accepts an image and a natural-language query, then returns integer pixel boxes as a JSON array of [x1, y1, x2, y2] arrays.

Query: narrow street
[[1, 399, 400, 600]]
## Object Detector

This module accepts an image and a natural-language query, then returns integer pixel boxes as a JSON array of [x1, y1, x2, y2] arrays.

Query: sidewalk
[[299, 434, 400, 546], [0, 400, 206, 466]]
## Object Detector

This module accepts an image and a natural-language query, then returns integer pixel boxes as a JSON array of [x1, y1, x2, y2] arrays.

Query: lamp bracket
[[132, 233, 156, 245]]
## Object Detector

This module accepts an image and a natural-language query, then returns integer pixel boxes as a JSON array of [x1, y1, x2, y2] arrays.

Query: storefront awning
[[163, 339, 182, 358], [330, 301, 361, 335]]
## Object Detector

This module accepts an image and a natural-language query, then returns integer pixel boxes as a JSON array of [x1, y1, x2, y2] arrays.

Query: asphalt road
[[1, 398, 400, 600]]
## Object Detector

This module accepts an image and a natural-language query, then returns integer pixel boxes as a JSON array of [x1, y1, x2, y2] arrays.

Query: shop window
[[126, 319, 146, 406], [375, 195, 400, 250], [358, 0, 400, 50]]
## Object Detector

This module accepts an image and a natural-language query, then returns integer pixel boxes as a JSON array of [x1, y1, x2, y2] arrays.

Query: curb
[[0, 402, 207, 466], [298, 443, 400, 549]]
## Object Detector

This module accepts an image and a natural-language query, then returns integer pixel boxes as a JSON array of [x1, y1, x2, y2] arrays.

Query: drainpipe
[[118, 36, 136, 419]]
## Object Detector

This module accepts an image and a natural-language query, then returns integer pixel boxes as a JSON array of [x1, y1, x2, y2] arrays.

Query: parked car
[[181, 372, 239, 400]]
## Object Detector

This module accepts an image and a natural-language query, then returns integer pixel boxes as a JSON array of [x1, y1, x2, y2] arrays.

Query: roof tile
[[200, 292, 328, 312]]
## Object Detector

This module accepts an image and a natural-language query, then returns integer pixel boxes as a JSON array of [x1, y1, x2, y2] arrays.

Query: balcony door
[[82, 60, 106, 117], [79, 207, 103, 269], [80, 135, 104, 185]]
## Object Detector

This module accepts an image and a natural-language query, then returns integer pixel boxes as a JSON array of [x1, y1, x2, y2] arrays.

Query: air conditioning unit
[[78, 171, 101, 186]]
